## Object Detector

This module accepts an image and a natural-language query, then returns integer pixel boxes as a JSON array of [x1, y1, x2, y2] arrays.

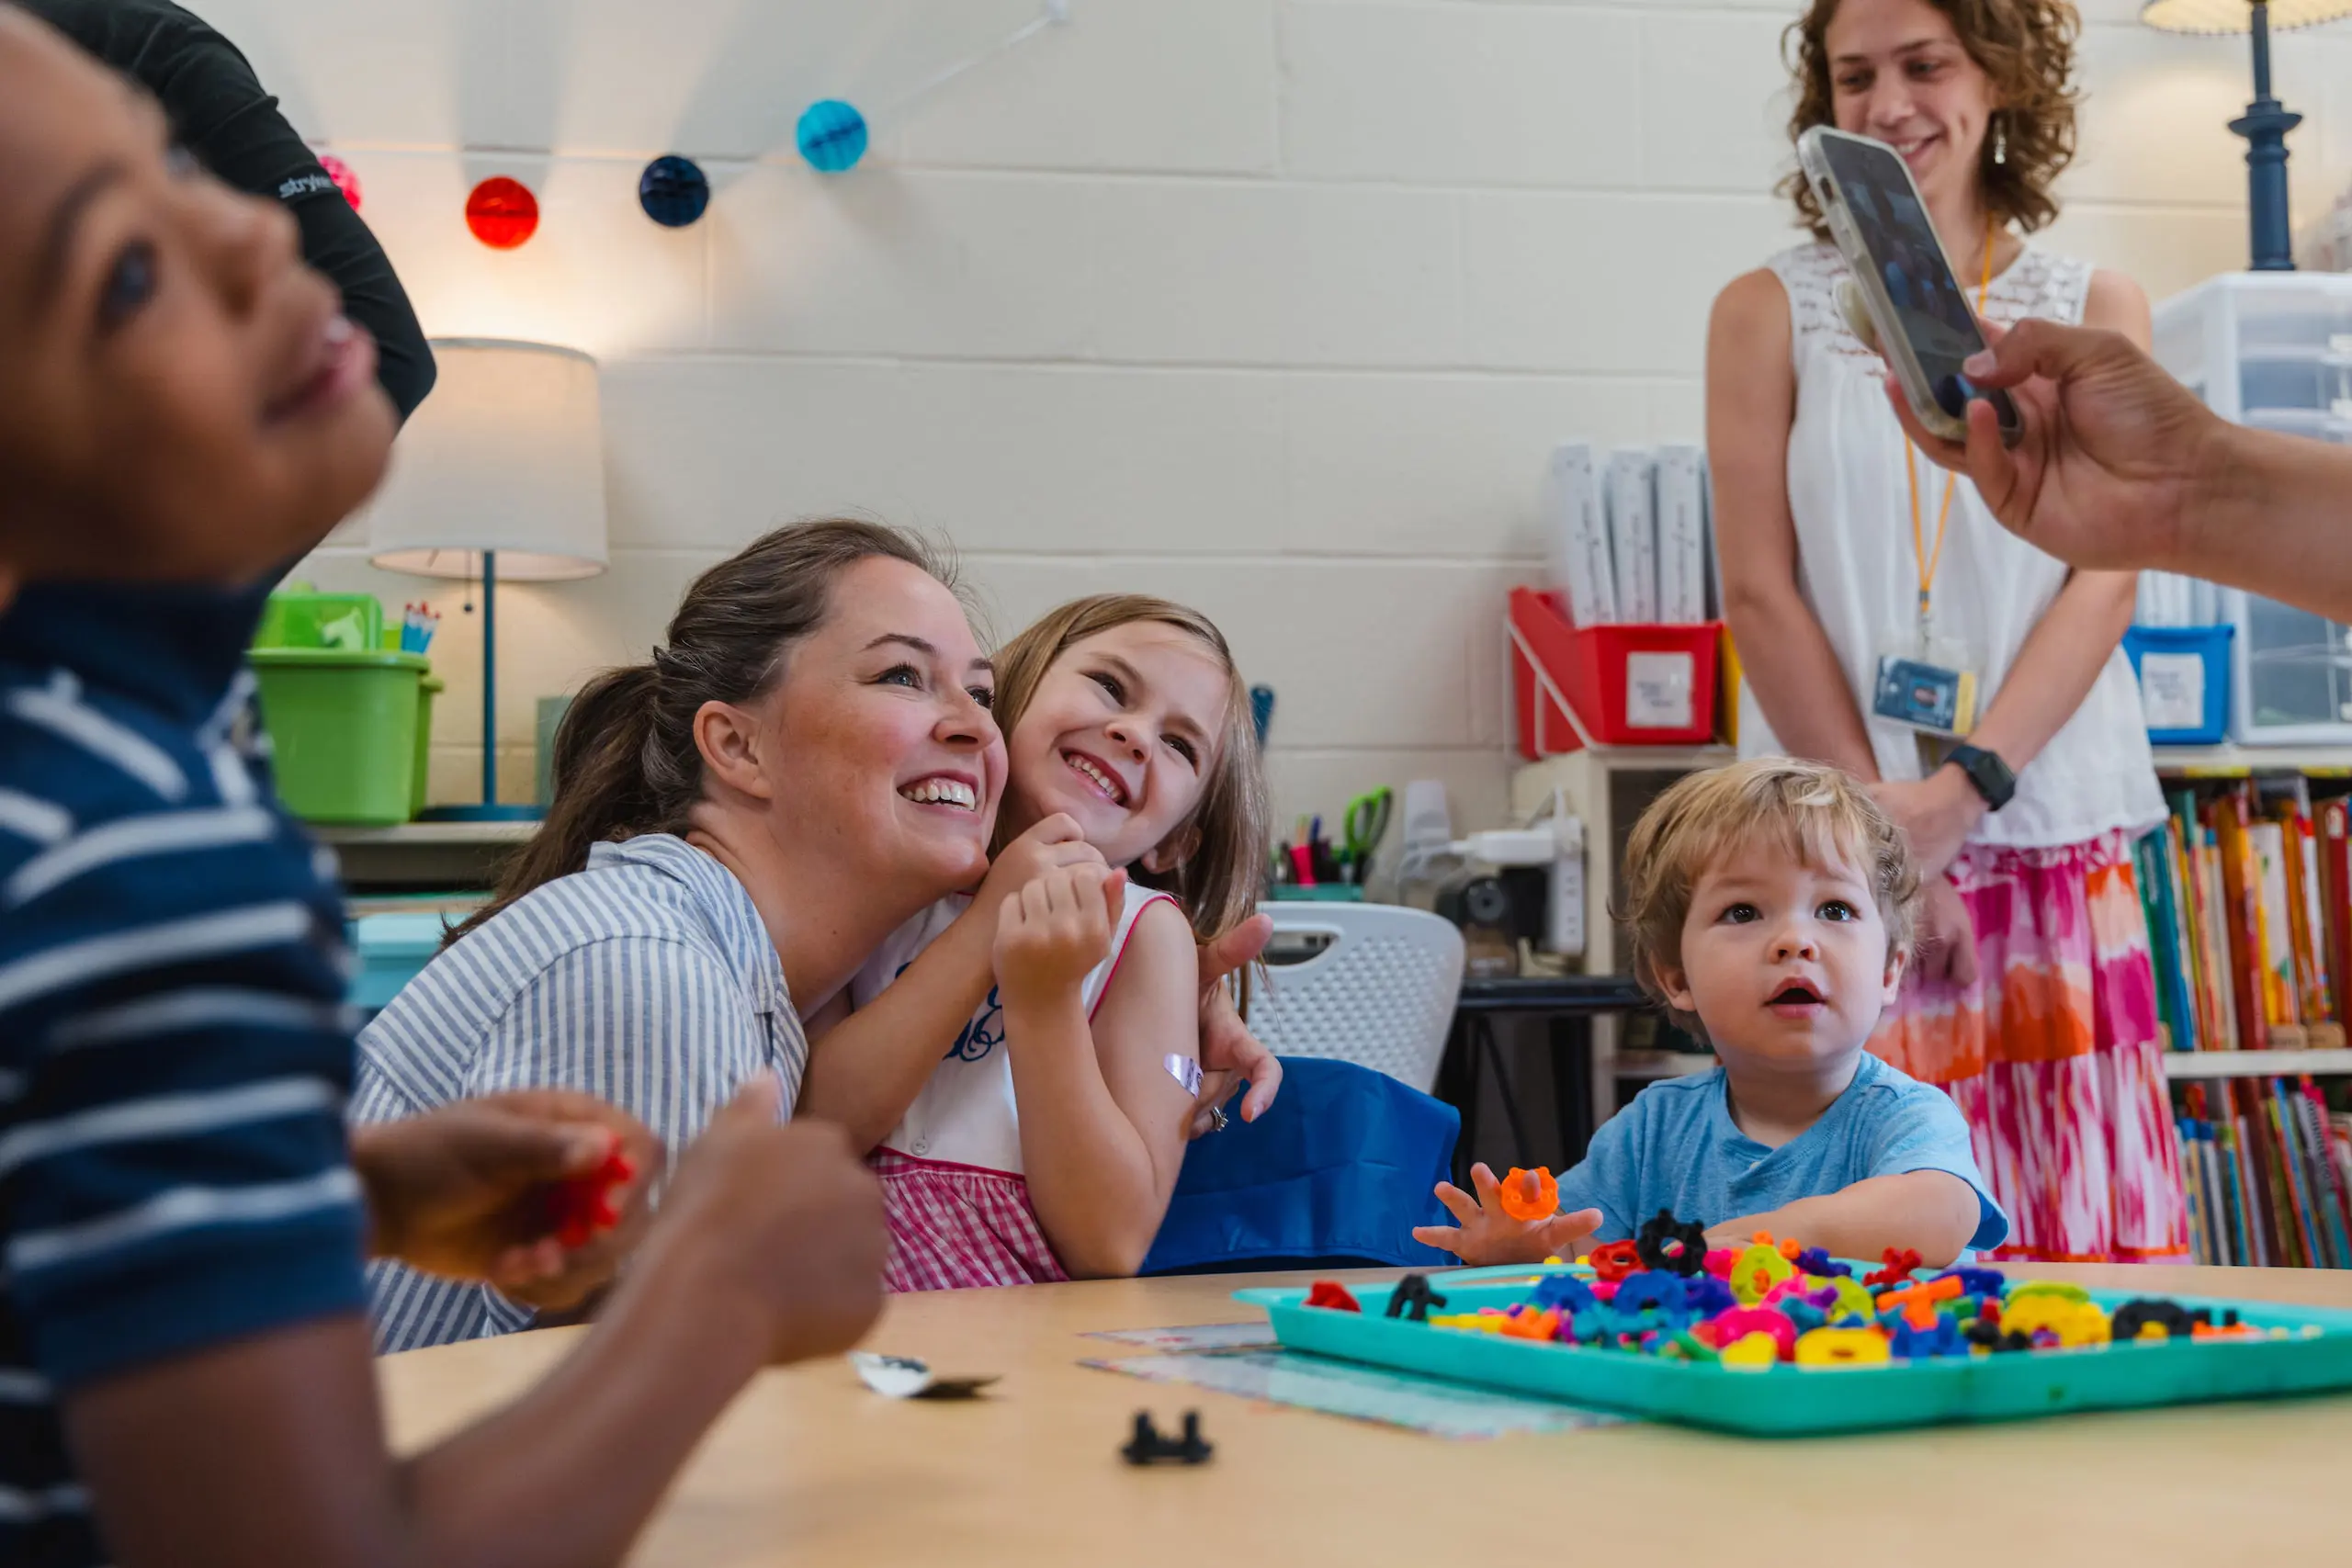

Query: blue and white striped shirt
[[0, 581, 368, 1568], [355, 833, 804, 1353]]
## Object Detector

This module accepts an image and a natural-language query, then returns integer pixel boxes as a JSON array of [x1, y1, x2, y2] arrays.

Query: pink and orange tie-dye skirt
[[1870, 828, 2189, 1264]]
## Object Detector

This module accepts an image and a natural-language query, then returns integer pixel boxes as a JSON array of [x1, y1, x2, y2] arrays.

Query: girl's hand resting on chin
[[974, 813, 1104, 912], [995, 863, 1127, 1010], [1412, 1163, 1605, 1267]]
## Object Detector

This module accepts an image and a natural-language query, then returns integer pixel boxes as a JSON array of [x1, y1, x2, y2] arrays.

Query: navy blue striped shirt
[[0, 582, 368, 1567], [355, 834, 803, 1353]]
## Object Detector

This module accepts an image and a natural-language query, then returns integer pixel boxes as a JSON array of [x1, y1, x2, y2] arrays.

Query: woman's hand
[[1912, 875, 1980, 989], [995, 863, 1125, 1010], [1191, 913, 1283, 1135], [351, 1090, 662, 1311], [1869, 767, 1984, 880], [1411, 1164, 1603, 1267], [1886, 317, 2220, 574]]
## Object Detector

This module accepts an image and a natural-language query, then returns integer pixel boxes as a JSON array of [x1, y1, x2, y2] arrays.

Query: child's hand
[[351, 1090, 662, 1310], [995, 863, 1126, 1010], [976, 812, 1104, 911], [1411, 1163, 1603, 1267]]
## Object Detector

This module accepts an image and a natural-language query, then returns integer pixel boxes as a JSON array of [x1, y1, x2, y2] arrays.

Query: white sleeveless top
[[1740, 242, 2165, 851], [851, 881, 1180, 1175]]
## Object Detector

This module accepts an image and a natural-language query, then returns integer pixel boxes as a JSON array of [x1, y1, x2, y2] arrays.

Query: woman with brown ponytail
[[354, 518, 1280, 1351]]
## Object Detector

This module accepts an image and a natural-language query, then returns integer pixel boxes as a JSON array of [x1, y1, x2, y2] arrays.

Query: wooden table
[[380, 1264, 2352, 1564]]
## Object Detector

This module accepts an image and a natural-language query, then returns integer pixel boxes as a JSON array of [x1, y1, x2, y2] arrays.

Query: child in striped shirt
[[0, 13, 885, 1567]]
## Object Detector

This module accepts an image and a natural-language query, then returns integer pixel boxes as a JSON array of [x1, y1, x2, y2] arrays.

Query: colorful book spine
[[2251, 820, 2299, 1032], [2299, 820, 2335, 1023], [2324, 801, 2352, 1027], [2299, 1086, 2352, 1268], [2213, 799, 2268, 1050], [2136, 832, 2187, 1052], [2269, 1079, 2324, 1269]]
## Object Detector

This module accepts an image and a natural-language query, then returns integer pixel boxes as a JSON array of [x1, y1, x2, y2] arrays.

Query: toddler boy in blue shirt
[[1418, 758, 2007, 1269]]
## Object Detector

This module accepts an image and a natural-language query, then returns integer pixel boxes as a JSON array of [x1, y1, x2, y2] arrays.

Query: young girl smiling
[[804, 595, 1271, 1288]]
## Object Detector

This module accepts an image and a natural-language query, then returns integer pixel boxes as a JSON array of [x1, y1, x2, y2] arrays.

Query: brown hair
[[1780, 0, 2081, 240], [1618, 759, 1919, 1037], [449, 518, 953, 943], [989, 594, 1270, 945]]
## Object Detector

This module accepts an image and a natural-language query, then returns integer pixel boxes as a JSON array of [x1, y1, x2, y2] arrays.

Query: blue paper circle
[[638, 154, 710, 228], [797, 99, 869, 174]]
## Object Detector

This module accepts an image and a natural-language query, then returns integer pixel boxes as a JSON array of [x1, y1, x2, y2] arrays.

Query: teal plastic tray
[[1236, 1269, 2352, 1437]]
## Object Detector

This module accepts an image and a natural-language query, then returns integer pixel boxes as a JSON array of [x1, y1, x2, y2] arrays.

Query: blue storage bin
[[347, 912, 448, 1014], [2123, 625, 2233, 745]]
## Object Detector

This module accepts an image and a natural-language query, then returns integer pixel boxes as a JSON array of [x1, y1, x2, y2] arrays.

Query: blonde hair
[[1780, 0, 2083, 241], [989, 595, 1269, 944], [1619, 759, 1919, 1034]]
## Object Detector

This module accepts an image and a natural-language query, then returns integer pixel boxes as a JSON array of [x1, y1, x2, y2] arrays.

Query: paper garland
[[465, 176, 539, 249]]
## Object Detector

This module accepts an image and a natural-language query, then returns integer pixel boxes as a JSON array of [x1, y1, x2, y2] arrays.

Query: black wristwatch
[[1946, 744, 2017, 812]]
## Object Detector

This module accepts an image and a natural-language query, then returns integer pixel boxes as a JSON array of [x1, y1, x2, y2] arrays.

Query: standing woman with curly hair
[[1706, 0, 2185, 1263]]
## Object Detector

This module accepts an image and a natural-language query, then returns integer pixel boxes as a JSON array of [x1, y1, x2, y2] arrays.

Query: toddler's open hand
[[995, 863, 1126, 1009], [1412, 1163, 1603, 1267]]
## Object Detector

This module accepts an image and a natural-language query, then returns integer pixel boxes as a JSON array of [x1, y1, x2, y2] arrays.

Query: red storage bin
[[1508, 587, 1722, 759]]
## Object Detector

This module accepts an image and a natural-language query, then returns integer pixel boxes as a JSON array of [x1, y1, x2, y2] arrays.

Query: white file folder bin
[[2154, 274, 2352, 744]]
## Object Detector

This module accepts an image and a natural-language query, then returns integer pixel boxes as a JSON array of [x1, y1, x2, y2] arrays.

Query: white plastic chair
[[1247, 903, 1465, 1093]]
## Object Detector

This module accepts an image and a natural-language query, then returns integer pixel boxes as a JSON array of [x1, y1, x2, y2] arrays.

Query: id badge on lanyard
[[1871, 456, 1983, 742], [1873, 626, 1980, 738], [1871, 225, 1994, 751]]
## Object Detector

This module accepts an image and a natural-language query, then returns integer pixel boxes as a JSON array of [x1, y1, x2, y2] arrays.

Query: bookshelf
[[2154, 745, 2352, 779], [2165, 1050, 2352, 1079], [316, 819, 534, 893]]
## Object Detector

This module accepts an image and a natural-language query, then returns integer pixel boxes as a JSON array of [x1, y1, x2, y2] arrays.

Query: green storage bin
[[413, 674, 444, 818], [255, 583, 384, 651], [249, 647, 429, 826]]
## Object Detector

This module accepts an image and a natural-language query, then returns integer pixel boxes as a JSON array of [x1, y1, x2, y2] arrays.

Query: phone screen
[[1816, 133, 2018, 432]]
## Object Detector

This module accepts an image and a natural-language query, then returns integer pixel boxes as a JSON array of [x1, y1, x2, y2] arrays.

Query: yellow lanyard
[[1903, 224, 1996, 638]]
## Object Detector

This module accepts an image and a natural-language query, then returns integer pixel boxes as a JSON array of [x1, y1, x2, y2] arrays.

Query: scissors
[[1340, 787, 1394, 882]]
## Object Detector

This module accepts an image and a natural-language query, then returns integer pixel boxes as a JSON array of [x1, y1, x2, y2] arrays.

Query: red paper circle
[[317, 153, 362, 212], [465, 176, 539, 250]]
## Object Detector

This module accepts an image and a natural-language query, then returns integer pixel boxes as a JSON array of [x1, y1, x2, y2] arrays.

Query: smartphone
[[1797, 125, 2021, 447]]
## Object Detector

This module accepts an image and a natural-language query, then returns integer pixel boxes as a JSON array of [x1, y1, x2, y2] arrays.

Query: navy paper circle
[[797, 99, 869, 174], [638, 154, 710, 228]]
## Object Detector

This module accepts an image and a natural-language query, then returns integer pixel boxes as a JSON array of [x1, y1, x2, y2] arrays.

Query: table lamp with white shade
[[367, 338, 608, 822], [2142, 0, 2352, 270]]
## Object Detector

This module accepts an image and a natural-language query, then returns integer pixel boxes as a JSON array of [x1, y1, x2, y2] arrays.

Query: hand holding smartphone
[[1798, 126, 2022, 448]]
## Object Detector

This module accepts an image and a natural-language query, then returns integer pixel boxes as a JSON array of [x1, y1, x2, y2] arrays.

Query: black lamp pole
[[2233, 0, 2301, 269]]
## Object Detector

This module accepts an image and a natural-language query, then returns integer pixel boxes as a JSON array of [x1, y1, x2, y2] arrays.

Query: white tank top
[[852, 881, 1180, 1175], [1739, 241, 2165, 851]]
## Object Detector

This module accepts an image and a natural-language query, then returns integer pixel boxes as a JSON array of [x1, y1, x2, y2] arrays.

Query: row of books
[[2133, 782, 2350, 1055], [2176, 1079, 2352, 1269], [1541, 445, 1713, 628]]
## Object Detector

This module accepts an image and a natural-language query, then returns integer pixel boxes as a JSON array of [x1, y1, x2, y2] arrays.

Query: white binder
[[1543, 443, 1617, 626], [1654, 444, 1709, 625], [1605, 447, 1657, 625]]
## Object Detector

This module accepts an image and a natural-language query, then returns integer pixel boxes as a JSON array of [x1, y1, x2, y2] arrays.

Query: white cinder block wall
[[226, 0, 2352, 828]]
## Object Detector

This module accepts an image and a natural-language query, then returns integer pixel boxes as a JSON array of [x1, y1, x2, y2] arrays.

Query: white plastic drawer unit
[[2154, 274, 2352, 744]]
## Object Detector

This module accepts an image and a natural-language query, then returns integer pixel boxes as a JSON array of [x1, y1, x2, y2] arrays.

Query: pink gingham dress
[[850, 883, 1178, 1292]]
